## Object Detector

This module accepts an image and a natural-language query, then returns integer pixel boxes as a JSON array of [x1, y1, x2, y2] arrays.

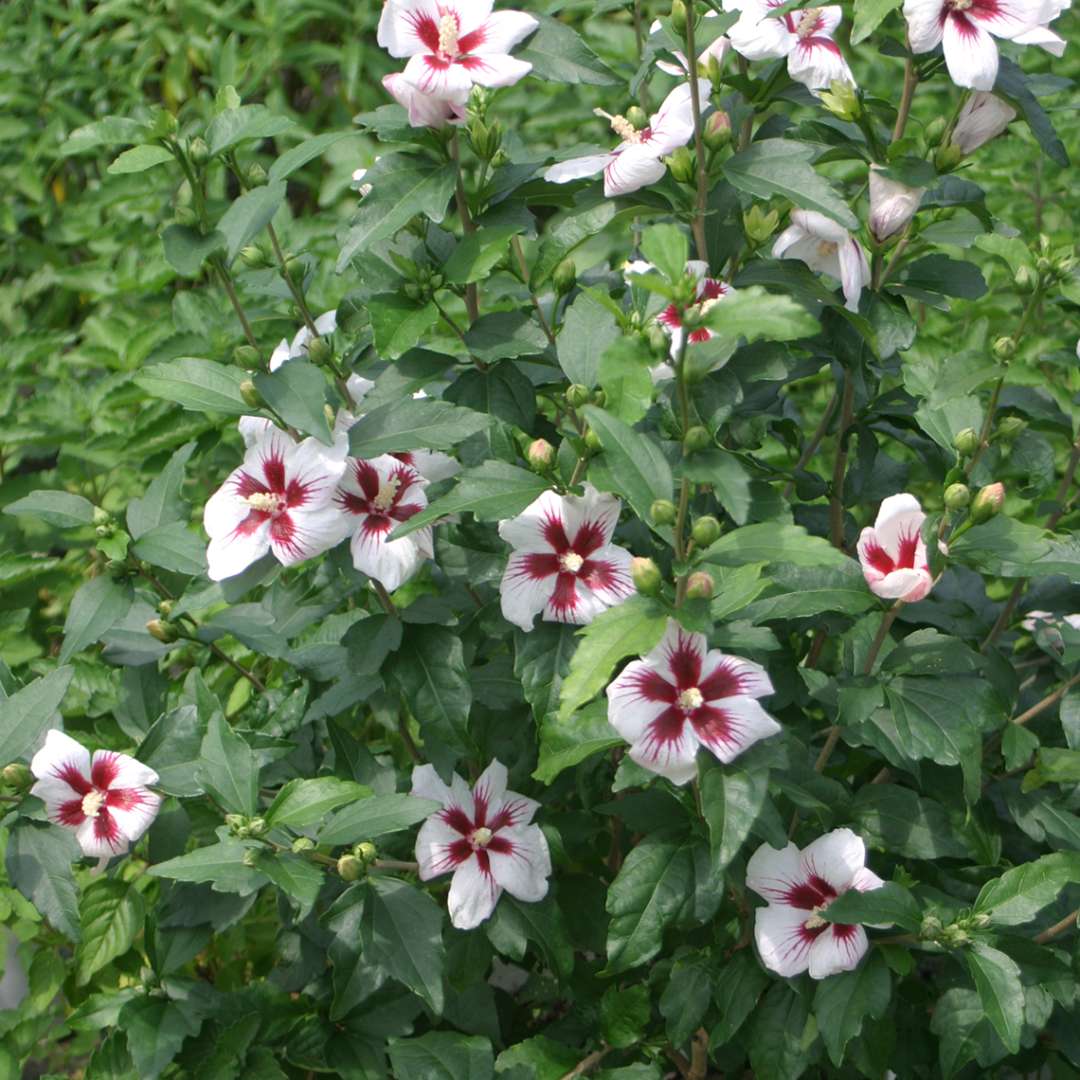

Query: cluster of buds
[[402, 264, 446, 302], [920, 910, 992, 948], [337, 841, 378, 881], [1033, 233, 1077, 287], [743, 205, 780, 247], [226, 813, 268, 839]]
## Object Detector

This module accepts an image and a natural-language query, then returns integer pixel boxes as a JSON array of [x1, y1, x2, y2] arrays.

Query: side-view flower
[[857, 493, 934, 602]]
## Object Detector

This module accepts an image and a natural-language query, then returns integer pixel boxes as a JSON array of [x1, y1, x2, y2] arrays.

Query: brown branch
[[1035, 908, 1079, 944], [558, 1046, 611, 1080]]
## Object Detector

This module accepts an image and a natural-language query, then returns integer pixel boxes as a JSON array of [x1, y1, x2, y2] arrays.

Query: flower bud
[[239, 244, 271, 269], [920, 913, 944, 940], [584, 429, 603, 453], [691, 516, 721, 547], [1055, 252, 1077, 276], [146, 618, 179, 644], [952, 427, 979, 458], [625, 106, 649, 131], [2, 763, 32, 791], [187, 137, 209, 166], [353, 841, 377, 864], [307, 336, 333, 366], [868, 165, 924, 244], [592, 389, 607, 407], [225, 813, 247, 834], [820, 79, 861, 122], [647, 324, 670, 358], [157, 599, 174, 617], [631, 556, 662, 596], [95, 523, 114, 538], [666, 146, 695, 185], [92, 506, 112, 527], [566, 384, 591, 409], [246, 162, 268, 187], [970, 912, 992, 929], [943, 483, 971, 510], [941, 923, 970, 948], [291, 836, 316, 853], [683, 425, 711, 453], [248, 817, 268, 837], [233, 345, 260, 368], [337, 854, 363, 881], [650, 499, 677, 526], [923, 116, 947, 147], [996, 416, 1027, 444], [743, 205, 779, 246], [949, 92, 1016, 156], [239, 379, 262, 409], [670, 0, 688, 35], [403, 282, 422, 301], [970, 482, 1005, 524], [685, 571, 715, 600], [241, 848, 259, 866], [1014, 264, 1036, 292], [173, 206, 198, 228], [553, 257, 577, 296], [527, 438, 556, 472], [703, 110, 732, 151], [933, 143, 964, 172], [991, 335, 1016, 361]]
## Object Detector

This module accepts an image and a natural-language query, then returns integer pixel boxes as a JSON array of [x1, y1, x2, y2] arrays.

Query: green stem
[[450, 133, 479, 324], [214, 259, 260, 351], [892, 51, 918, 143]]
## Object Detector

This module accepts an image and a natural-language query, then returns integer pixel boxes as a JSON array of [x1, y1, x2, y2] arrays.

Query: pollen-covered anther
[[796, 7, 823, 37], [81, 789, 106, 819], [816, 239, 838, 258], [803, 908, 828, 931], [594, 109, 642, 143], [679, 687, 705, 711], [437, 12, 460, 57], [372, 477, 402, 512], [560, 551, 585, 573], [470, 826, 493, 848], [244, 491, 287, 514]]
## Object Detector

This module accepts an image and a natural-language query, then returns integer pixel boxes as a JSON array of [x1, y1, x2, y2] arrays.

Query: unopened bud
[[592, 389, 607, 407], [187, 137, 209, 166], [246, 162, 268, 187], [146, 618, 179, 644], [685, 571, 715, 600], [239, 244, 270, 269], [631, 557, 662, 596], [970, 912, 992, 929], [924, 116, 947, 147], [352, 841, 377, 864], [248, 817, 267, 837], [1055, 252, 1077, 276], [291, 836, 316, 853], [920, 914, 944, 940], [233, 345, 260, 368], [566, 384, 591, 409], [403, 282, 422, 301], [625, 106, 649, 131], [970, 482, 1005, 524], [996, 416, 1026, 443], [527, 438, 556, 472], [743, 205, 780, 246], [952, 427, 979, 458], [337, 854, 363, 881], [691, 516, 721, 547], [820, 79, 861, 122], [703, 111, 732, 151], [307, 336, 332, 366], [2, 763, 32, 791], [239, 379, 262, 409], [1014, 264, 1035, 292], [650, 499, 677, 526], [94, 523, 113, 538], [92, 506, 112, 527], [683, 425, 711, 453], [157, 599, 174, 617], [666, 146, 695, 185], [225, 813, 246, 834], [647, 324, 670, 358], [991, 335, 1016, 361], [553, 257, 577, 296], [943, 483, 971, 510], [584, 429, 603, 453], [941, 923, 970, 948], [670, 0, 688, 35], [933, 143, 964, 172]]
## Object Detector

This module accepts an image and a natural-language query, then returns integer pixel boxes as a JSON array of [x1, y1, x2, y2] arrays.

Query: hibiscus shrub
[[3, 0, 1080, 1077]]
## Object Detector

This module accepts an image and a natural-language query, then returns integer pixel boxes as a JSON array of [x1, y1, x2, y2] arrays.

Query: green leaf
[[366, 877, 446, 1013], [1023, 746, 1080, 791], [823, 881, 921, 932], [641, 224, 690, 285], [265, 777, 372, 830], [367, 294, 440, 361], [996, 57, 1069, 167], [519, 14, 618, 85], [337, 154, 456, 269], [660, 952, 713, 1047], [948, 515, 1052, 577], [965, 943, 1024, 1054], [581, 405, 674, 523], [898, 255, 987, 300], [138, 705, 208, 798], [388, 1033, 494, 1080], [601, 984, 651, 1048], [464, 310, 550, 362], [254, 359, 333, 443], [558, 291, 623, 387], [443, 225, 522, 284], [4, 490, 96, 528], [268, 131, 359, 182], [710, 949, 769, 1048], [195, 713, 259, 815], [851, 785, 968, 859], [60, 576, 133, 663], [206, 104, 295, 156], [146, 839, 269, 895], [598, 335, 654, 425], [852, 0, 903, 43], [107, 144, 174, 174], [348, 397, 491, 458], [76, 878, 145, 985], [161, 225, 226, 278], [0, 666, 74, 763], [119, 996, 203, 1080], [486, 895, 574, 979], [391, 461, 547, 540], [255, 852, 324, 919], [605, 832, 697, 974], [679, 451, 752, 525], [61, 116, 149, 155], [5, 820, 82, 941], [972, 852, 1080, 927], [748, 982, 817, 1080], [530, 199, 621, 288], [740, 562, 876, 621], [131, 523, 207, 576], [534, 698, 622, 784], [516, 621, 576, 727], [217, 181, 288, 262], [702, 522, 852, 569], [445, 360, 536, 430], [135, 357, 251, 415], [127, 442, 195, 539], [318, 793, 439, 845], [723, 140, 857, 229], [700, 759, 769, 871], [812, 951, 892, 1066], [702, 285, 820, 343], [558, 597, 667, 721]]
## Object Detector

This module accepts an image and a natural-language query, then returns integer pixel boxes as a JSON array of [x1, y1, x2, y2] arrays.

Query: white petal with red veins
[[464, 53, 534, 88], [448, 857, 501, 930], [473, 759, 509, 807], [206, 517, 272, 582], [378, 0, 448, 57], [745, 840, 805, 903], [700, 652, 774, 700], [607, 660, 673, 743], [560, 484, 624, 550], [415, 815, 468, 879], [499, 551, 557, 631], [875, 567, 931, 601], [904, 0, 947, 51], [544, 153, 616, 185], [30, 729, 91, 790], [273, 504, 351, 568], [942, 16, 1001, 90], [498, 489, 572, 552], [628, 716, 700, 786], [873, 493, 924, 556], [800, 827, 866, 893], [754, 902, 815, 977], [729, 0, 794, 59], [604, 145, 667, 198], [349, 519, 433, 591], [402, 52, 476, 101], [487, 825, 552, 902], [697, 696, 782, 763], [106, 791, 162, 847], [102, 752, 159, 791], [787, 38, 856, 91], [808, 923, 869, 978], [454, 0, 496, 36], [75, 816, 127, 858], [411, 763, 453, 807], [469, 10, 538, 53]]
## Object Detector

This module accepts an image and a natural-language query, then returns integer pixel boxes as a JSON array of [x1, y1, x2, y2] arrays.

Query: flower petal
[[693, 696, 782, 764], [349, 518, 432, 591], [873, 493, 925, 558], [745, 839, 805, 903], [607, 660, 677, 744], [206, 516, 272, 582], [500, 551, 558, 632], [75, 812, 130, 858], [800, 827, 867, 894], [416, 815, 472, 879], [104, 787, 161, 847], [402, 52, 477, 100], [729, 0, 795, 59], [836, 236, 870, 312], [808, 922, 869, 978], [411, 763, 453, 807], [447, 856, 501, 929], [487, 824, 552, 902], [466, 9, 537, 52], [754, 902, 815, 977], [904, 0, 946, 52], [378, 0, 448, 57], [544, 153, 614, 185], [627, 707, 700, 785], [942, 14, 1001, 90], [699, 652, 774, 701], [460, 52, 533, 88], [499, 489, 574, 553], [604, 145, 667, 198], [787, 36, 855, 92]]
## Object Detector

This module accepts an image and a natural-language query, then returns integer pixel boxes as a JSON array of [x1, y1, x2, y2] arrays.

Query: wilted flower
[[606, 619, 780, 785], [903, 0, 1059, 90], [868, 165, 925, 243], [382, 71, 468, 129], [204, 427, 348, 581], [30, 730, 160, 859], [498, 484, 634, 631], [378, 0, 538, 101], [856, 493, 934, 603], [772, 210, 870, 313], [337, 456, 433, 591], [948, 92, 1017, 155], [413, 760, 551, 930], [728, 1, 856, 92], [746, 828, 885, 979], [649, 14, 730, 77], [544, 81, 710, 198]]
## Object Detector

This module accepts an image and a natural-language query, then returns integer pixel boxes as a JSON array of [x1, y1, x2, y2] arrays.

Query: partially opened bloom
[[868, 165, 925, 243], [337, 455, 433, 592], [773, 210, 870, 313], [948, 91, 1017, 154], [498, 484, 634, 631], [650, 15, 730, 76], [378, 0, 538, 101], [544, 81, 709, 198], [30, 730, 160, 859], [606, 620, 780, 785], [857, 493, 933, 602], [903, 0, 1058, 90], [746, 828, 885, 979], [382, 71, 468, 129], [204, 427, 348, 581], [728, 2, 855, 91], [413, 759, 551, 930]]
